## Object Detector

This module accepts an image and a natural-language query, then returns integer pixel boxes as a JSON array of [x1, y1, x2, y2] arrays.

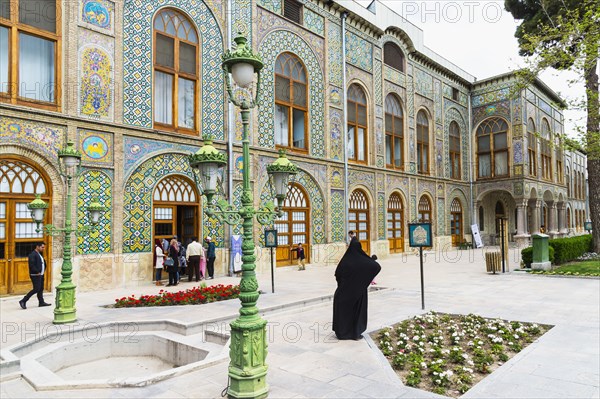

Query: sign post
[[408, 222, 432, 310], [471, 224, 484, 249], [264, 229, 278, 293]]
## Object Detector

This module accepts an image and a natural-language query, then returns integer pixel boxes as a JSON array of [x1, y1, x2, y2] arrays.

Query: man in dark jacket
[[205, 236, 216, 279], [19, 242, 51, 309]]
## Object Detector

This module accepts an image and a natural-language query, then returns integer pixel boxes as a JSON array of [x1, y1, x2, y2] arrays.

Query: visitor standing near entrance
[[154, 239, 164, 286], [292, 243, 306, 270], [167, 239, 179, 286], [348, 230, 358, 245], [19, 242, 51, 309], [332, 239, 381, 340], [205, 236, 216, 279], [186, 237, 204, 282]]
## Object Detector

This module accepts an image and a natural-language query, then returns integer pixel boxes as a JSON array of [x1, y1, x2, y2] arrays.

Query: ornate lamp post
[[188, 34, 297, 399], [27, 141, 105, 324]]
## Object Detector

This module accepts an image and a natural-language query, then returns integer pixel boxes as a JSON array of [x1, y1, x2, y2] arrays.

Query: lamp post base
[[227, 318, 269, 399], [53, 283, 77, 324]]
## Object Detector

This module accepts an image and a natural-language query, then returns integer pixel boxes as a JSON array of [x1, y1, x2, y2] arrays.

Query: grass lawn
[[529, 260, 600, 276]]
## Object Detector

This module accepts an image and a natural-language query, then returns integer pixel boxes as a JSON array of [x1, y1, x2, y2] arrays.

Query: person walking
[[167, 238, 179, 286], [332, 239, 381, 340], [186, 237, 204, 282], [154, 239, 164, 286], [292, 243, 306, 270], [19, 242, 51, 309], [205, 236, 216, 279]]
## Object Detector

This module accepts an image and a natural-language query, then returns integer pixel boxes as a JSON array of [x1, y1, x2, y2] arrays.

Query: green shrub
[[521, 245, 554, 267], [549, 235, 593, 264]]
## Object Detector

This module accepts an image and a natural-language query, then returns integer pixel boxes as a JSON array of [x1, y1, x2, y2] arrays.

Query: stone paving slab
[[1, 247, 599, 398]]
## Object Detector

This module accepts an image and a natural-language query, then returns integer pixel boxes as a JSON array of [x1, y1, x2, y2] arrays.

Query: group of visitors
[[153, 236, 216, 286]]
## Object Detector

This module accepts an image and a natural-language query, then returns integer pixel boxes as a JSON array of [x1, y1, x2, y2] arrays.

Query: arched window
[[449, 121, 461, 179], [347, 84, 368, 163], [274, 52, 308, 151], [555, 134, 563, 183], [1, 0, 60, 108], [450, 198, 463, 246], [541, 119, 552, 180], [417, 195, 432, 223], [387, 192, 404, 253], [274, 183, 310, 265], [527, 118, 537, 177], [383, 42, 404, 72], [477, 118, 509, 178], [349, 189, 370, 254], [153, 9, 199, 132], [385, 94, 403, 169], [417, 110, 430, 175], [566, 167, 570, 197]]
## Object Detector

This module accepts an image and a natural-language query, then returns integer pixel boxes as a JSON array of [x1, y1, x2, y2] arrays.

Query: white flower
[[462, 354, 469, 359], [508, 341, 514, 345], [435, 379, 441, 384], [421, 362, 427, 369], [514, 334, 519, 339], [413, 335, 420, 341]]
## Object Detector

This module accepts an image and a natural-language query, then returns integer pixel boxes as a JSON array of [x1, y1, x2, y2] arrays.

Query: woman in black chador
[[332, 239, 381, 340]]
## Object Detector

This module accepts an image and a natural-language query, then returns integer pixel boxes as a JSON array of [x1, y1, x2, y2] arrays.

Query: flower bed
[[372, 312, 551, 397], [114, 284, 240, 308], [528, 259, 600, 277]]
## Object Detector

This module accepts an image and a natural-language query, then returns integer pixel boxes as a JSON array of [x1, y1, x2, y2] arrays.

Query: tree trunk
[[584, 46, 599, 252]]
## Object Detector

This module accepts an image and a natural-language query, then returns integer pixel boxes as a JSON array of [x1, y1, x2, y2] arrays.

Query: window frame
[[282, 0, 303, 25], [416, 110, 430, 175], [274, 52, 309, 154], [540, 119, 552, 181], [153, 8, 200, 134], [384, 94, 404, 170], [449, 120, 461, 180], [383, 42, 405, 73], [347, 83, 368, 164], [527, 118, 537, 177], [476, 117, 510, 180], [0, 0, 61, 111]]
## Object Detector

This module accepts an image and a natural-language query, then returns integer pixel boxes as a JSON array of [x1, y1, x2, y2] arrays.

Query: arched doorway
[[418, 195, 432, 223], [152, 175, 200, 248], [349, 189, 370, 255], [0, 158, 52, 295], [274, 183, 310, 266], [387, 192, 404, 253], [450, 198, 463, 246], [495, 201, 505, 235]]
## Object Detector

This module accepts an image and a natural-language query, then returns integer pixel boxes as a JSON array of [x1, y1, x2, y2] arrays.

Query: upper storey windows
[[0, 0, 60, 109], [153, 9, 199, 133], [383, 42, 405, 73], [477, 118, 509, 179], [283, 0, 303, 24], [347, 84, 368, 163]]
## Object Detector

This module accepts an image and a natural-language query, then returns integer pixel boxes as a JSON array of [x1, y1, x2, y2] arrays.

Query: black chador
[[332, 239, 381, 340]]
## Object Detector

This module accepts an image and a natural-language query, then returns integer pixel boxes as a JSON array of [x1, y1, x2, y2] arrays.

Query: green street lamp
[[27, 141, 105, 324], [188, 33, 297, 399]]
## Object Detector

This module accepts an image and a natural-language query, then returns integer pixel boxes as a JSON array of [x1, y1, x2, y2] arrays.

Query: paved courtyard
[[1, 247, 599, 398]]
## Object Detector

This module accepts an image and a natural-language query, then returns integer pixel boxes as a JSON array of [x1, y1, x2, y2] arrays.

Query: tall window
[[0, 0, 60, 108], [566, 167, 570, 197], [347, 84, 368, 163], [555, 135, 563, 183], [385, 94, 403, 169], [527, 118, 537, 176], [274, 52, 308, 152], [416, 110, 430, 174], [153, 9, 198, 132], [479, 206, 484, 231], [541, 119, 552, 180], [477, 118, 509, 179], [449, 121, 461, 179], [418, 195, 432, 223], [383, 42, 404, 72]]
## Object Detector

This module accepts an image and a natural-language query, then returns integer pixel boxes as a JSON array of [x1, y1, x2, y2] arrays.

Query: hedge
[[521, 234, 592, 267]]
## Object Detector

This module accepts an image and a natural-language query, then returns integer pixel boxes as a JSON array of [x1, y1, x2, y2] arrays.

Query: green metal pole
[[54, 174, 77, 324], [227, 105, 268, 399]]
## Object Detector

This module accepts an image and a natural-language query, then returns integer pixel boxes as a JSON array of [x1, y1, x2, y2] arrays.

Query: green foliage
[[521, 245, 554, 267], [549, 235, 593, 264]]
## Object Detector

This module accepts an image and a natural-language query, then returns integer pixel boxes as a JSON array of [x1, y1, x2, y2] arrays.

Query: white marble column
[[531, 200, 541, 234], [516, 200, 527, 236], [549, 203, 558, 234], [558, 204, 567, 234]]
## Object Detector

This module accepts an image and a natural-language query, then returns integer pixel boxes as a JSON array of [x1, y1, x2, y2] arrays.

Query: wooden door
[[417, 195, 432, 250], [179, 205, 197, 244], [387, 193, 404, 253], [275, 184, 310, 266], [349, 189, 370, 255], [450, 198, 463, 246], [0, 159, 52, 296]]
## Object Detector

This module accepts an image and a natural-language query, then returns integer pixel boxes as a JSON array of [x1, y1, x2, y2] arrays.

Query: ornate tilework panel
[[123, 0, 224, 134], [0, 118, 63, 161], [410, 195, 416, 223], [349, 170, 375, 194], [436, 139, 443, 178], [327, 21, 342, 87], [77, 170, 112, 254], [330, 168, 344, 188], [437, 198, 445, 235], [347, 65, 373, 92], [471, 87, 509, 107], [260, 168, 326, 244], [513, 140, 523, 164], [232, 183, 243, 235], [80, 0, 114, 34], [407, 74, 414, 117], [374, 60, 383, 106], [377, 192, 385, 240], [79, 46, 113, 120], [386, 175, 409, 190], [123, 136, 200, 177], [472, 101, 510, 126], [384, 65, 406, 87], [123, 153, 204, 253], [384, 81, 406, 102], [512, 97, 523, 124], [203, 196, 224, 248], [414, 68, 433, 98], [330, 108, 343, 161], [346, 31, 372, 72], [257, 8, 325, 64], [434, 80, 442, 124], [329, 86, 342, 107], [257, 0, 281, 13], [304, 8, 324, 36], [444, 107, 468, 181], [79, 130, 113, 166], [258, 30, 325, 157], [233, 0, 252, 43], [331, 190, 345, 242], [442, 83, 468, 107], [376, 118, 383, 161]]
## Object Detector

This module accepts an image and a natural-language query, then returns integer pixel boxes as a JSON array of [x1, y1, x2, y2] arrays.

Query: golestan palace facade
[[0, 0, 590, 294]]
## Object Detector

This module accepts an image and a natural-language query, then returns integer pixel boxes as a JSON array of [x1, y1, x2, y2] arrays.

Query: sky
[[354, 0, 587, 139]]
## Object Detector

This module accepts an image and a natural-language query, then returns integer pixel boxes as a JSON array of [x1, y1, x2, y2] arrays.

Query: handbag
[[164, 257, 174, 267]]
